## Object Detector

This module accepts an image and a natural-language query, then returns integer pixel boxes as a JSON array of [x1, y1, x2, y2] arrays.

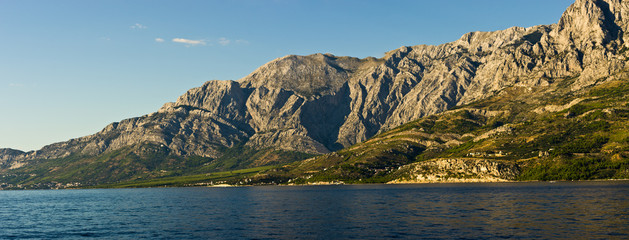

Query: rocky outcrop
[[389, 158, 521, 183], [0, 149, 24, 167], [2, 0, 628, 167]]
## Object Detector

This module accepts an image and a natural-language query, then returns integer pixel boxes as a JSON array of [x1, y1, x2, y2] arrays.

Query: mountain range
[[2, 0, 628, 189]]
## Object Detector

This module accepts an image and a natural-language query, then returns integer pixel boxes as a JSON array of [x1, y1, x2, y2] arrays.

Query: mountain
[[2, 0, 629, 188], [262, 70, 629, 185]]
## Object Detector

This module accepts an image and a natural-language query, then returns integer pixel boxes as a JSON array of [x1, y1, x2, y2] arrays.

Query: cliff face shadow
[[595, 0, 622, 42], [300, 83, 352, 152]]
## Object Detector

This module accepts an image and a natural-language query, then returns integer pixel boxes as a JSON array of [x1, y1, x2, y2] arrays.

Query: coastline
[[2, 178, 629, 191]]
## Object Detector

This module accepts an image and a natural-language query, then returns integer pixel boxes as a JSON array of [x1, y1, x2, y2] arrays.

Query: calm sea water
[[0, 181, 627, 239]]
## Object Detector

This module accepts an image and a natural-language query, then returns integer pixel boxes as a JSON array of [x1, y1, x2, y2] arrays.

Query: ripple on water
[[0, 181, 627, 239]]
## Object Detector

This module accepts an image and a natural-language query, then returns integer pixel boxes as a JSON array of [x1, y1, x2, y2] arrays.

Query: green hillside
[[0, 143, 312, 189], [248, 74, 629, 184], [2, 73, 627, 189]]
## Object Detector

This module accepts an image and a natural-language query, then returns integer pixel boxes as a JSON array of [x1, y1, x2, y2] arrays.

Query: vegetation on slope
[[2, 74, 627, 189], [248, 74, 629, 184], [0, 143, 313, 189], [89, 166, 276, 188]]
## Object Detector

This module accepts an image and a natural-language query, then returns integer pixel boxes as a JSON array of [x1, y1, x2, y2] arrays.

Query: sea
[[0, 181, 627, 239]]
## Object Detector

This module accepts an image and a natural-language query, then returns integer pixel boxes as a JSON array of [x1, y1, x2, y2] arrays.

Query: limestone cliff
[[2, 0, 628, 168], [389, 159, 520, 183]]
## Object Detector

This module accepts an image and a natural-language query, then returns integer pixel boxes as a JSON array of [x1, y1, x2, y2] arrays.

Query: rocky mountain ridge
[[2, 0, 628, 180]]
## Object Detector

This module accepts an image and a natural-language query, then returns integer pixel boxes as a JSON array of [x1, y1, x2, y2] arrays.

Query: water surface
[[1, 181, 627, 239]]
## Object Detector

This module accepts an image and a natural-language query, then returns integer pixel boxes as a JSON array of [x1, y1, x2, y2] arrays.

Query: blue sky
[[1, 0, 574, 151]]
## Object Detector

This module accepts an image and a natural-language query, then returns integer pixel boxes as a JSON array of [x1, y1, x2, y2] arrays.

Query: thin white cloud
[[130, 23, 147, 29], [155, 38, 165, 43], [8, 83, 24, 87], [172, 38, 206, 46], [218, 37, 231, 46], [235, 39, 250, 45]]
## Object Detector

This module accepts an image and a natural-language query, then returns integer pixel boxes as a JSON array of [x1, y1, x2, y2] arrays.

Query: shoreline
[[2, 178, 629, 191]]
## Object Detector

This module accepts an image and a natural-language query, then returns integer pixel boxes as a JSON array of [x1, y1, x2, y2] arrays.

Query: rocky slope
[[255, 71, 628, 185], [1, 0, 628, 186], [389, 158, 521, 183]]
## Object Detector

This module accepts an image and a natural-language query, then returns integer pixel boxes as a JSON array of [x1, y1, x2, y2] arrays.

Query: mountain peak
[[556, 0, 627, 47], [239, 53, 362, 97]]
